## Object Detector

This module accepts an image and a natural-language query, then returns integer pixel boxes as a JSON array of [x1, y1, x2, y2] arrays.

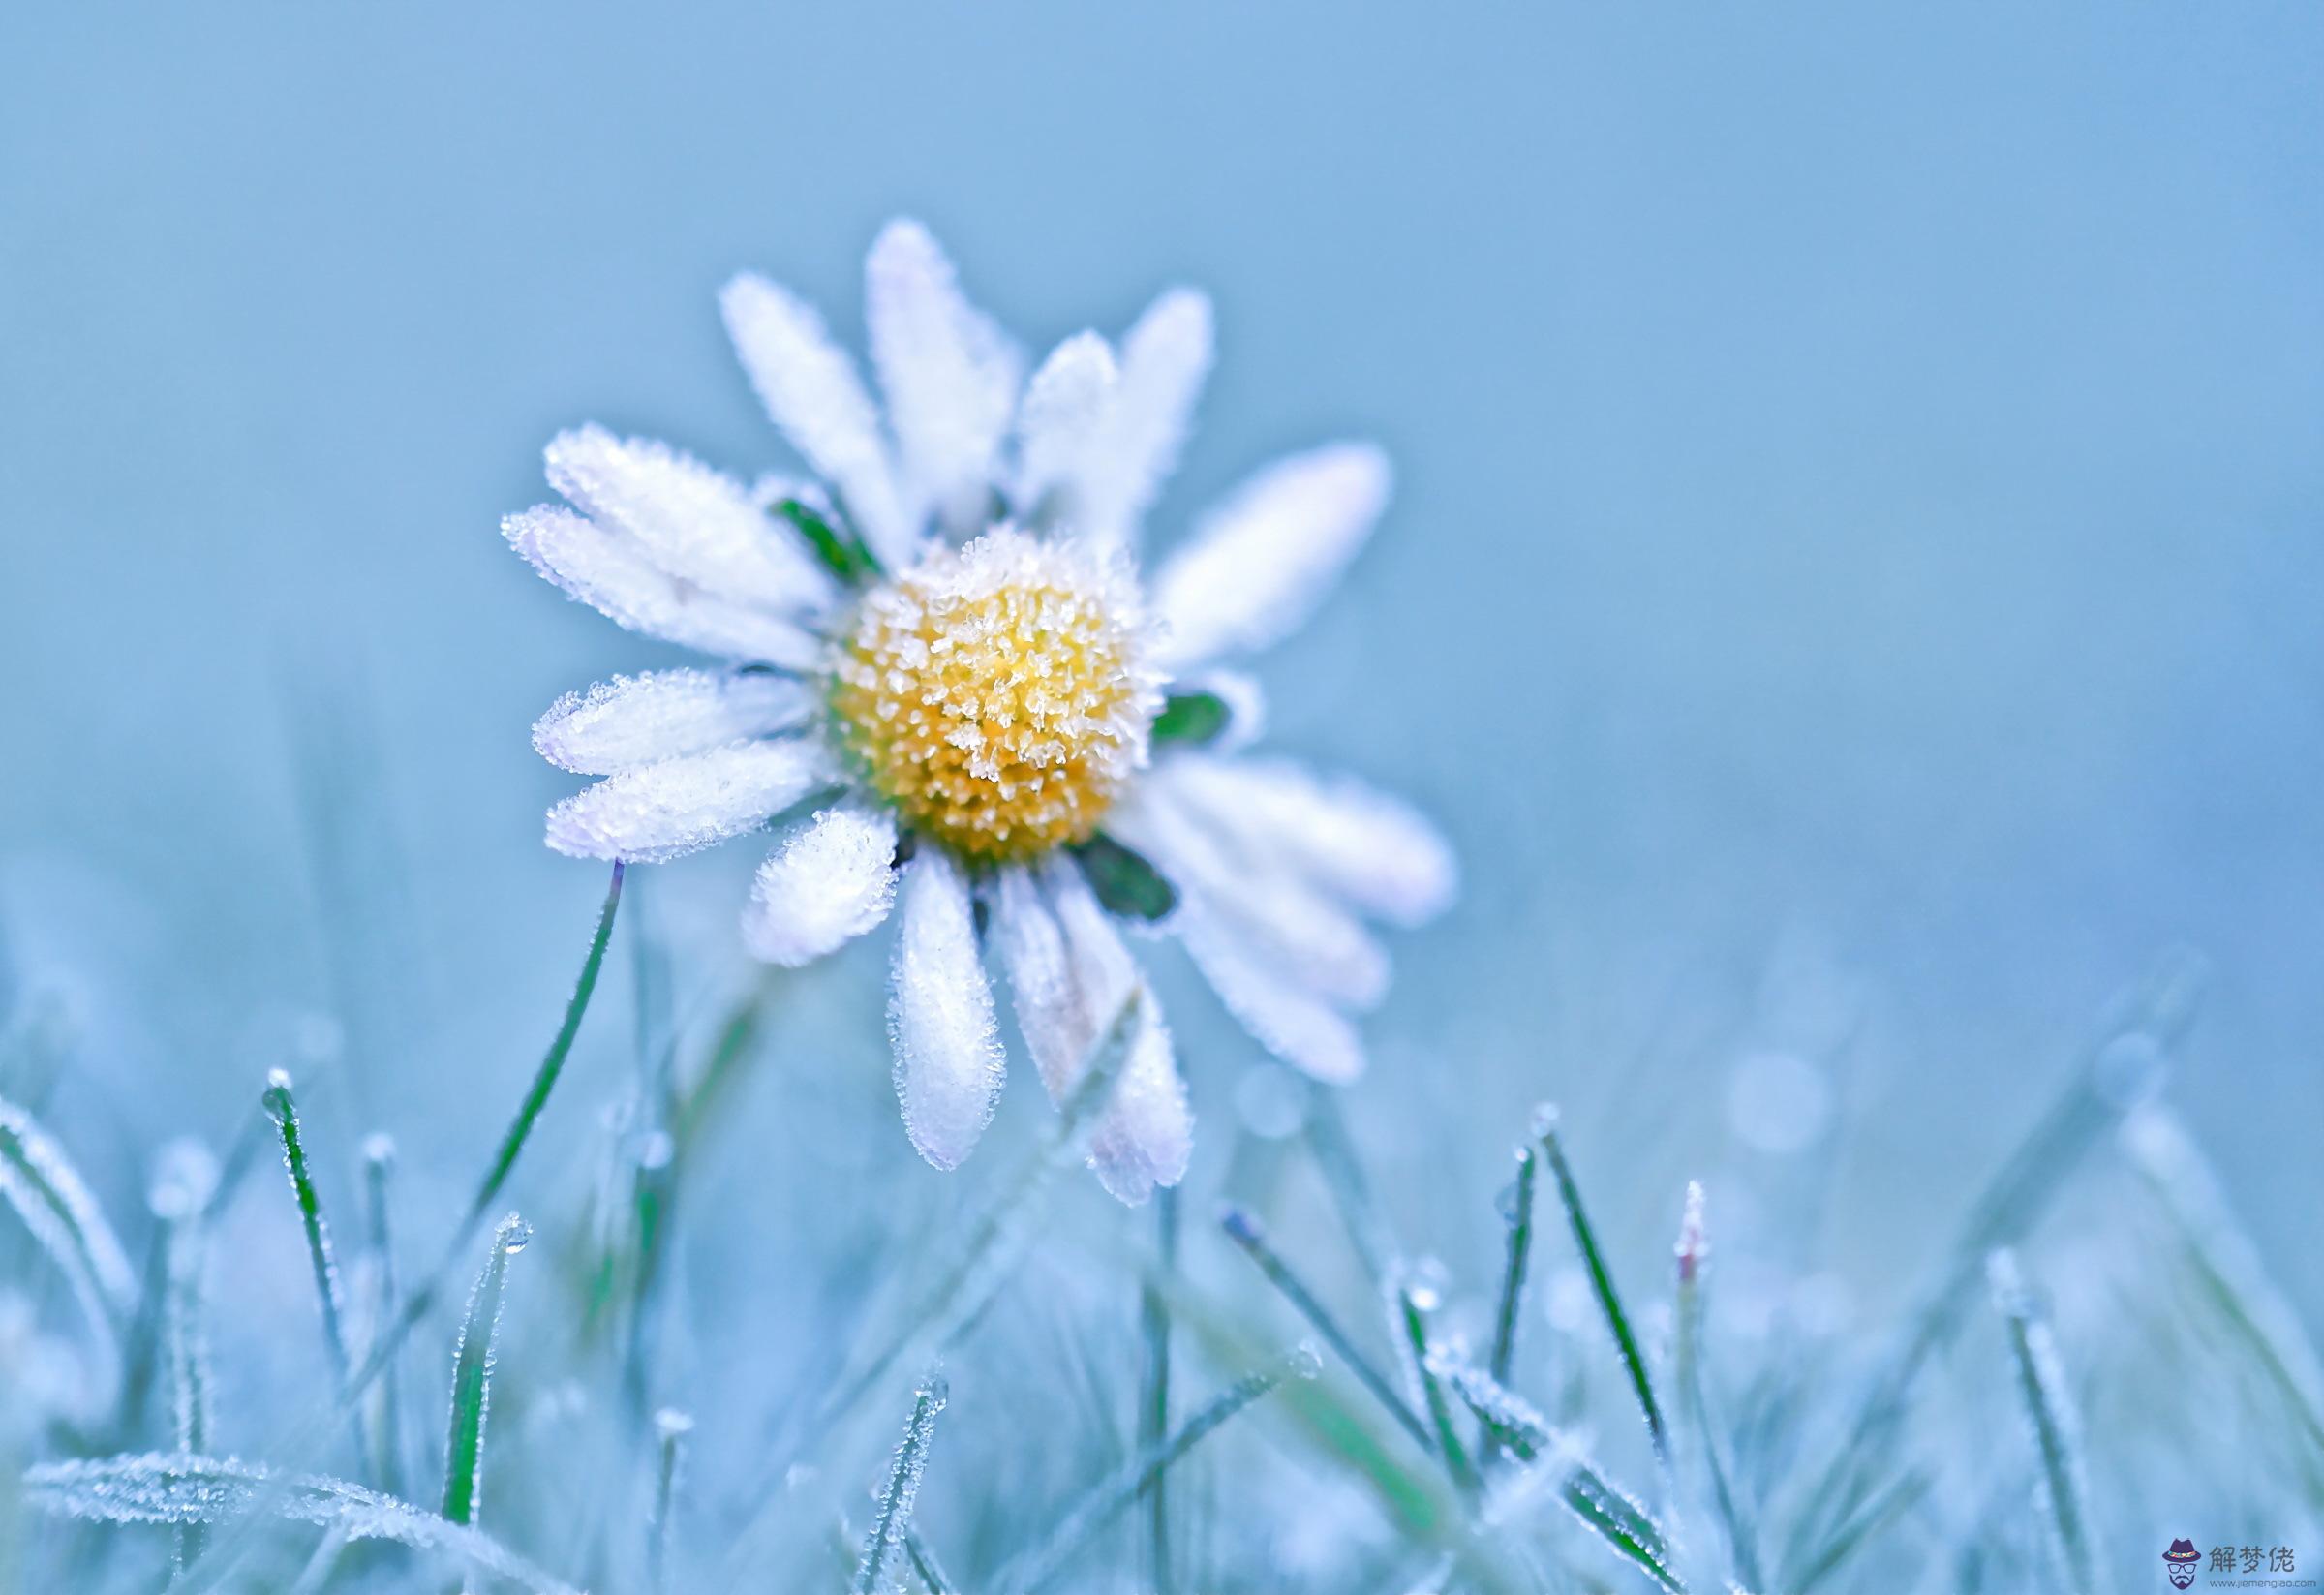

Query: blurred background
[[1, 2, 2318, 1585]]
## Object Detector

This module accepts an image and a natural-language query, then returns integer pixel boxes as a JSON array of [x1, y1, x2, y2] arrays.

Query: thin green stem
[[1141, 1187, 1178, 1595], [1538, 1106, 1666, 1461]]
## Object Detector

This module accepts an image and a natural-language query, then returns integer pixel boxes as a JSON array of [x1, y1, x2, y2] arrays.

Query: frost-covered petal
[[1015, 331, 1117, 518], [992, 863, 1082, 1099], [719, 270, 916, 570], [742, 803, 899, 966], [1047, 861, 1191, 1202], [504, 506, 819, 667], [889, 850, 1006, 1171], [866, 220, 1023, 536], [1174, 901, 1365, 1084], [543, 739, 835, 863], [1148, 443, 1391, 669], [543, 425, 838, 616], [1159, 754, 1455, 927], [1113, 788, 1390, 1011], [532, 669, 813, 775], [1078, 288, 1213, 553]]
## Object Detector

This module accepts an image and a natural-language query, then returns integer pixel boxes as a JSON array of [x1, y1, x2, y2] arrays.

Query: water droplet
[[1285, 1342, 1324, 1380], [497, 1216, 534, 1255]]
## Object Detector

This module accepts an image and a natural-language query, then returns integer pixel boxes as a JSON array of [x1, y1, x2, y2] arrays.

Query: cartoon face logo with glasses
[[2163, 1539, 2202, 1589]]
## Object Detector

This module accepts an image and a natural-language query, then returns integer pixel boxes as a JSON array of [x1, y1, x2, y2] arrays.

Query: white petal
[[1175, 901, 1365, 1084], [1161, 754, 1455, 927], [532, 669, 812, 775], [889, 850, 1005, 1170], [1014, 331, 1118, 518], [719, 270, 917, 570], [1148, 443, 1391, 669], [544, 739, 834, 863], [1047, 860, 1191, 1202], [742, 803, 899, 966], [504, 506, 819, 666], [1112, 787, 1390, 1010], [866, 219, 1023, 536], [1078, 288, 1213, 552], [543, 426, 838, 615], [991, 863, 1084, 1098]]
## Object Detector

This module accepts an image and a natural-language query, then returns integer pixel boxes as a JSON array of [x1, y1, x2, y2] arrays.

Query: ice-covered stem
[[1669, 1181, 1760, 1590], [1989, 1251, 2098, 1595], [0, 1093, 135, 1378], [442, 1213, 531, 1527], [1141, 1186, 1178, 1594], [1399, 1276, 1480, 1501], [1536, 1104, 1667, 1463], [1219, 1203, 1433, 1456], [150, 1142, 217, 1570], [1488, 1142, 1539, 1386], [852, 1373, 948, 1595]]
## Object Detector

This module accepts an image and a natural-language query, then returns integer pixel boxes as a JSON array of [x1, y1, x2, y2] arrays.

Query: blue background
[[2, 2, 2318, 1331]]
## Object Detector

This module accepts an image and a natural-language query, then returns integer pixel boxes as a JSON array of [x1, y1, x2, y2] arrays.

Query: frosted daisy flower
[[505, 220, 1454, 1201]]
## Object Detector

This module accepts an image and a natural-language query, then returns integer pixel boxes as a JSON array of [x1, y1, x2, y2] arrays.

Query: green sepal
[[1150, 690, 1232, 748], [774, 497, 884, 585], [1072, 833, 1178, 922]]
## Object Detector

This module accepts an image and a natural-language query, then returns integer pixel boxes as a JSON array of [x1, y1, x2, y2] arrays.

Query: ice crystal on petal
[[544, 740, 834, 863], [888, 852, 1005, 1170], [1015, 331, 1119, 519], [1149, 442, 1391, 669], [742, 804, 900, 966], [1075, 287, 1214, 553], [503, 506, 819, 668], [532, 669, 812, 775]]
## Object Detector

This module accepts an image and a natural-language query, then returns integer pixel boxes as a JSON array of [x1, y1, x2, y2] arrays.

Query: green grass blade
[[261, 1072, 355, 1389], [1304, 1085, 1395, 1292], [1141, 1186, 1179, 1595], [1989, 1251, 2098, 1595], [1397, 1276, 1480, 1499], [905, 1527, 959, 1595], [852, 1372, 948, 1595], [1789, 1469, 1931, 1595], [285, 1522, 350, 1595], [649, 1408, 691, 1595], [1445, 1360, 1682, 1593], [151, 1143, 217, 1570], [442, 1213, 532, 1526], [1003, 1347, 1311, 1595], [1538, 1105, 1667, 1461], [0, 1094, 135, 1372], [465, 861, 626, 1231], [24, 1452, 582, 1595], [1219, 1204, 1433, 1457], [1487, 1142, 1539, 1387]]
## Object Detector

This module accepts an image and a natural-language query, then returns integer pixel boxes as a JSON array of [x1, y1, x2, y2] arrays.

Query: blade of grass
[[1397, 1276, 1481, 1499], [1670, 1181, 1759, 1592], [443, 1213, 531, 1527], [285, 1523, 350, 1595], [852, 1372, 948, 1595], [1538, 1105, 1667, 1462], [174, 864, 625, 1595], [24, 1452, 583, 1595], [1002, 1347, 1312, 1595], [1488, 1142, 1539, 1387], [904, 1527, 958, 1594], [1789, 1468, 1931, 1595], [1446, 1360, 1682, 1593], [1141, 1186, 1179, 1595], [0, 1094, 135, 1374], [649, 1408, 692, 1595], [1989, 1251, 2097, 1595], [1219, 1204, 1433, 1457], [262, 1070, 365, 1471], [154, 1148, 216, 1571], [1304, 1085, 1394, 1292], [360, 1134, 408, 1500], [2122, 1105, 2324, 1501]]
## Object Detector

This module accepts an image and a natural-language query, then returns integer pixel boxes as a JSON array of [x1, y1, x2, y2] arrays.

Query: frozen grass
[[0, 883, 2315, 1595]]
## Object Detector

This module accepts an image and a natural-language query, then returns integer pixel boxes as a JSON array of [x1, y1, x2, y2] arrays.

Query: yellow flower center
[[829, 530, 1157, 863]]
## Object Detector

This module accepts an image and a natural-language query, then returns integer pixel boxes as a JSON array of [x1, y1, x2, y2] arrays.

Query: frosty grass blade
[[852, 1371, 948, 1595], [442, 1213, 531, 1527]]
